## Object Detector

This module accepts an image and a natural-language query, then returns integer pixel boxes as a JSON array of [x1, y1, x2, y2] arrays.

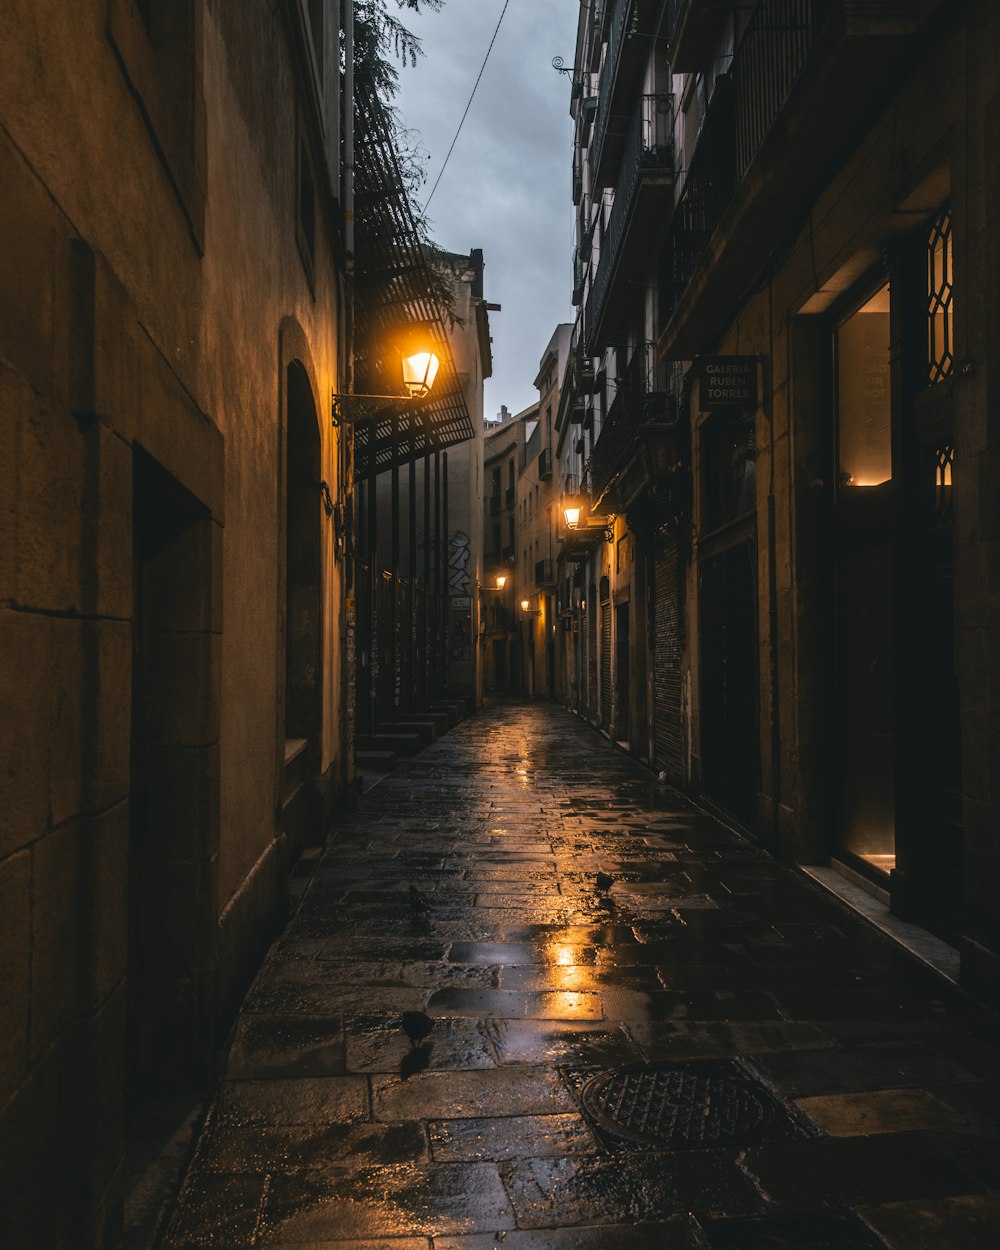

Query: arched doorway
[[283, 363, 323, 856]]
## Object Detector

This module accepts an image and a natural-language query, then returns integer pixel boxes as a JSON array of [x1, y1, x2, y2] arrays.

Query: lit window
[[928, 209, 954, 384], [836, 283, 891, 488]]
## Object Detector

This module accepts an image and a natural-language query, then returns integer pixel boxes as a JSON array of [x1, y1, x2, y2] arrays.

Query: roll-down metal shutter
[[653, 526, 683, 781], [600, 596, 612, 731]]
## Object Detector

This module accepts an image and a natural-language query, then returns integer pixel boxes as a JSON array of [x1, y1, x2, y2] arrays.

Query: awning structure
[[350, 79, 474, 480]]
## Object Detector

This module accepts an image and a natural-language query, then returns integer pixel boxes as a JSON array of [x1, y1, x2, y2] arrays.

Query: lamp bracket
[[332, 392, 421, 427]]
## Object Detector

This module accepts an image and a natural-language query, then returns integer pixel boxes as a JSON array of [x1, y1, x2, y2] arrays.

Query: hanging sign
[[697, 356, 758, 413]]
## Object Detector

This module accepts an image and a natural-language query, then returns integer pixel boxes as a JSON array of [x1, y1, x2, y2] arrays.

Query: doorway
[[128, 448, 215, 1105], [698, 409, 759, 827], [283, 364, 323, 856], [615, 601, 630, 743]]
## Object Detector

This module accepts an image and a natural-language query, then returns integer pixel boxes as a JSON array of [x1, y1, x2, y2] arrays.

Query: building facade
[[564, 0, 1000, 1007], [483, 407, 526, 692], [0, 1, 461, 1244], [362, 248, 492, 733]]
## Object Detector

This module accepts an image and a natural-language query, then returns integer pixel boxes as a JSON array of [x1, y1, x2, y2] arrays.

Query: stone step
[[355, 748, 397, 772], [357, 732, 423, 756], [406, 709, 451, 734], [378, 720, 436, 746]]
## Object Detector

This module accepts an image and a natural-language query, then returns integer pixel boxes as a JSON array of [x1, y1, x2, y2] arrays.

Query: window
[[836, 282, 891, 489], [928, 209, 953, 385]]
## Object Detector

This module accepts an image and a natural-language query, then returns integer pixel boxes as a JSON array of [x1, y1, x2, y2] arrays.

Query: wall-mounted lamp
[[481, 573, 507, 592], [332, 331, 441, 425], [520, 598, 541, 618], [562, 497, 614, 542], [401, 350, 440, 399]]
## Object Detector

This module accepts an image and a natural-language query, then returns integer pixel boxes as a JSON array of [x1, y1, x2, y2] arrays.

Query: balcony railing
[[505, 486, 515, 508], [535, 558, 556, 587], [590, 344, 676, 507], [586, 93, 674, 353], [488, 494, 501, 516], [661, 0, 839, 327], [538, 447, 553, 479], [589, 0, 631, 188]]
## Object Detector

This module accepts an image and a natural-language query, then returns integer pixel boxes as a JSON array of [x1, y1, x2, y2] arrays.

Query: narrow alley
[[163, 704, 1000, 1249]]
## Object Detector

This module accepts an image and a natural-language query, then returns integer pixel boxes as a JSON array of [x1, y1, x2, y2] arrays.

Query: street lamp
[[332, 329, 442, 424], [401, 349, 440, 399], [520, 598, 541, 618], [495, 574, 507, 590], [561, 497, 614, 542], [563, 501, 582, 529]]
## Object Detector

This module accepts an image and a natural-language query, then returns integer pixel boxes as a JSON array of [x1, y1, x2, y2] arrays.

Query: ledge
[[801, 864, 961, 984]]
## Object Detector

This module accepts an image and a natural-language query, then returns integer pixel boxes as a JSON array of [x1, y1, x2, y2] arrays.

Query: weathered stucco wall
[[0, 1, 350, 1244]]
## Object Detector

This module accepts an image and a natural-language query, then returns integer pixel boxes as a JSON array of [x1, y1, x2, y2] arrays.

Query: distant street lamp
[[561, 497, 614, 542], [563, 501, 582, 528], [495, 574, 507, 590]]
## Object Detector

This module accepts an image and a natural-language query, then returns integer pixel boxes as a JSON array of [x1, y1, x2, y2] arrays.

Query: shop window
[[927, 209, 953, 384], [835, 282, 891, 489]]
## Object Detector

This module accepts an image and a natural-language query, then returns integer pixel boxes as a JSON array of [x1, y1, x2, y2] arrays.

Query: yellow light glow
[[520, 599, 531, 613], [563, 505, 582, 528], [496, 574, 507, 590], [402, 350, 440, 399]]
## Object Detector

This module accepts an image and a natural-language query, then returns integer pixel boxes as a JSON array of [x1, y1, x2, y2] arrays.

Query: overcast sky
[[391, 0, 579, 419]]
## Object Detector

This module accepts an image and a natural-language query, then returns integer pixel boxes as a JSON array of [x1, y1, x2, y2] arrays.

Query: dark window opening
[[702, 410, 756, 533]]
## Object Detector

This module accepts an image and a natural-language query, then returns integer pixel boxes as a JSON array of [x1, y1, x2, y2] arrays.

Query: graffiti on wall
[[448, 529, 471, 594]]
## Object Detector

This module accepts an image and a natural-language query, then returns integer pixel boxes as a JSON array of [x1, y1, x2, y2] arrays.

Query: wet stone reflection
[[163, 703, 1000, 1248]]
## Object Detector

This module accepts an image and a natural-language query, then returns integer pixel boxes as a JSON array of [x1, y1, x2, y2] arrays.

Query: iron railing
[[589, 0, 632, 187], [590, 344, 675, 504], [586, 93, 674, 351], [535, 558, 556, 587], [661, 0, 838, 324]]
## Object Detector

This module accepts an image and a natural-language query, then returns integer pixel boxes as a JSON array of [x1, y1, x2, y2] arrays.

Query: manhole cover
[[578, 1060, 785, 1149]]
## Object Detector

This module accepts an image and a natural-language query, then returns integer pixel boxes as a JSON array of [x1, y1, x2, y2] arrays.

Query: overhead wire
[[421, 0, 511, 213]]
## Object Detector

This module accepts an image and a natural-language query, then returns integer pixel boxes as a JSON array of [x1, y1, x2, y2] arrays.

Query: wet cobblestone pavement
[[164, 703, 1000, 1248]]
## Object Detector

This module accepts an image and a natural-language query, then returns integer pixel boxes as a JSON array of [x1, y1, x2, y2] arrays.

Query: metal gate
[[653, 526, 683, 782]]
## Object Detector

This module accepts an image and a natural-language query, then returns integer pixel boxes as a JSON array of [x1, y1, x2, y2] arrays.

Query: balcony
[[538, 447, 553, 479], [535, 558, 556, 587], [505, 486, 515, 509], [488, 494, 501, 516], [587, 0, 613, 71], [660, 0, 920, 359], [589, 0, 663, 190], [585, 94, 674, 355], [589, 344, 680, 514]]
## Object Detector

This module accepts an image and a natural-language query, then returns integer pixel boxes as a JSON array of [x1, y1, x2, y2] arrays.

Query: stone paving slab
[[162, 702, 1000, 1248]]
